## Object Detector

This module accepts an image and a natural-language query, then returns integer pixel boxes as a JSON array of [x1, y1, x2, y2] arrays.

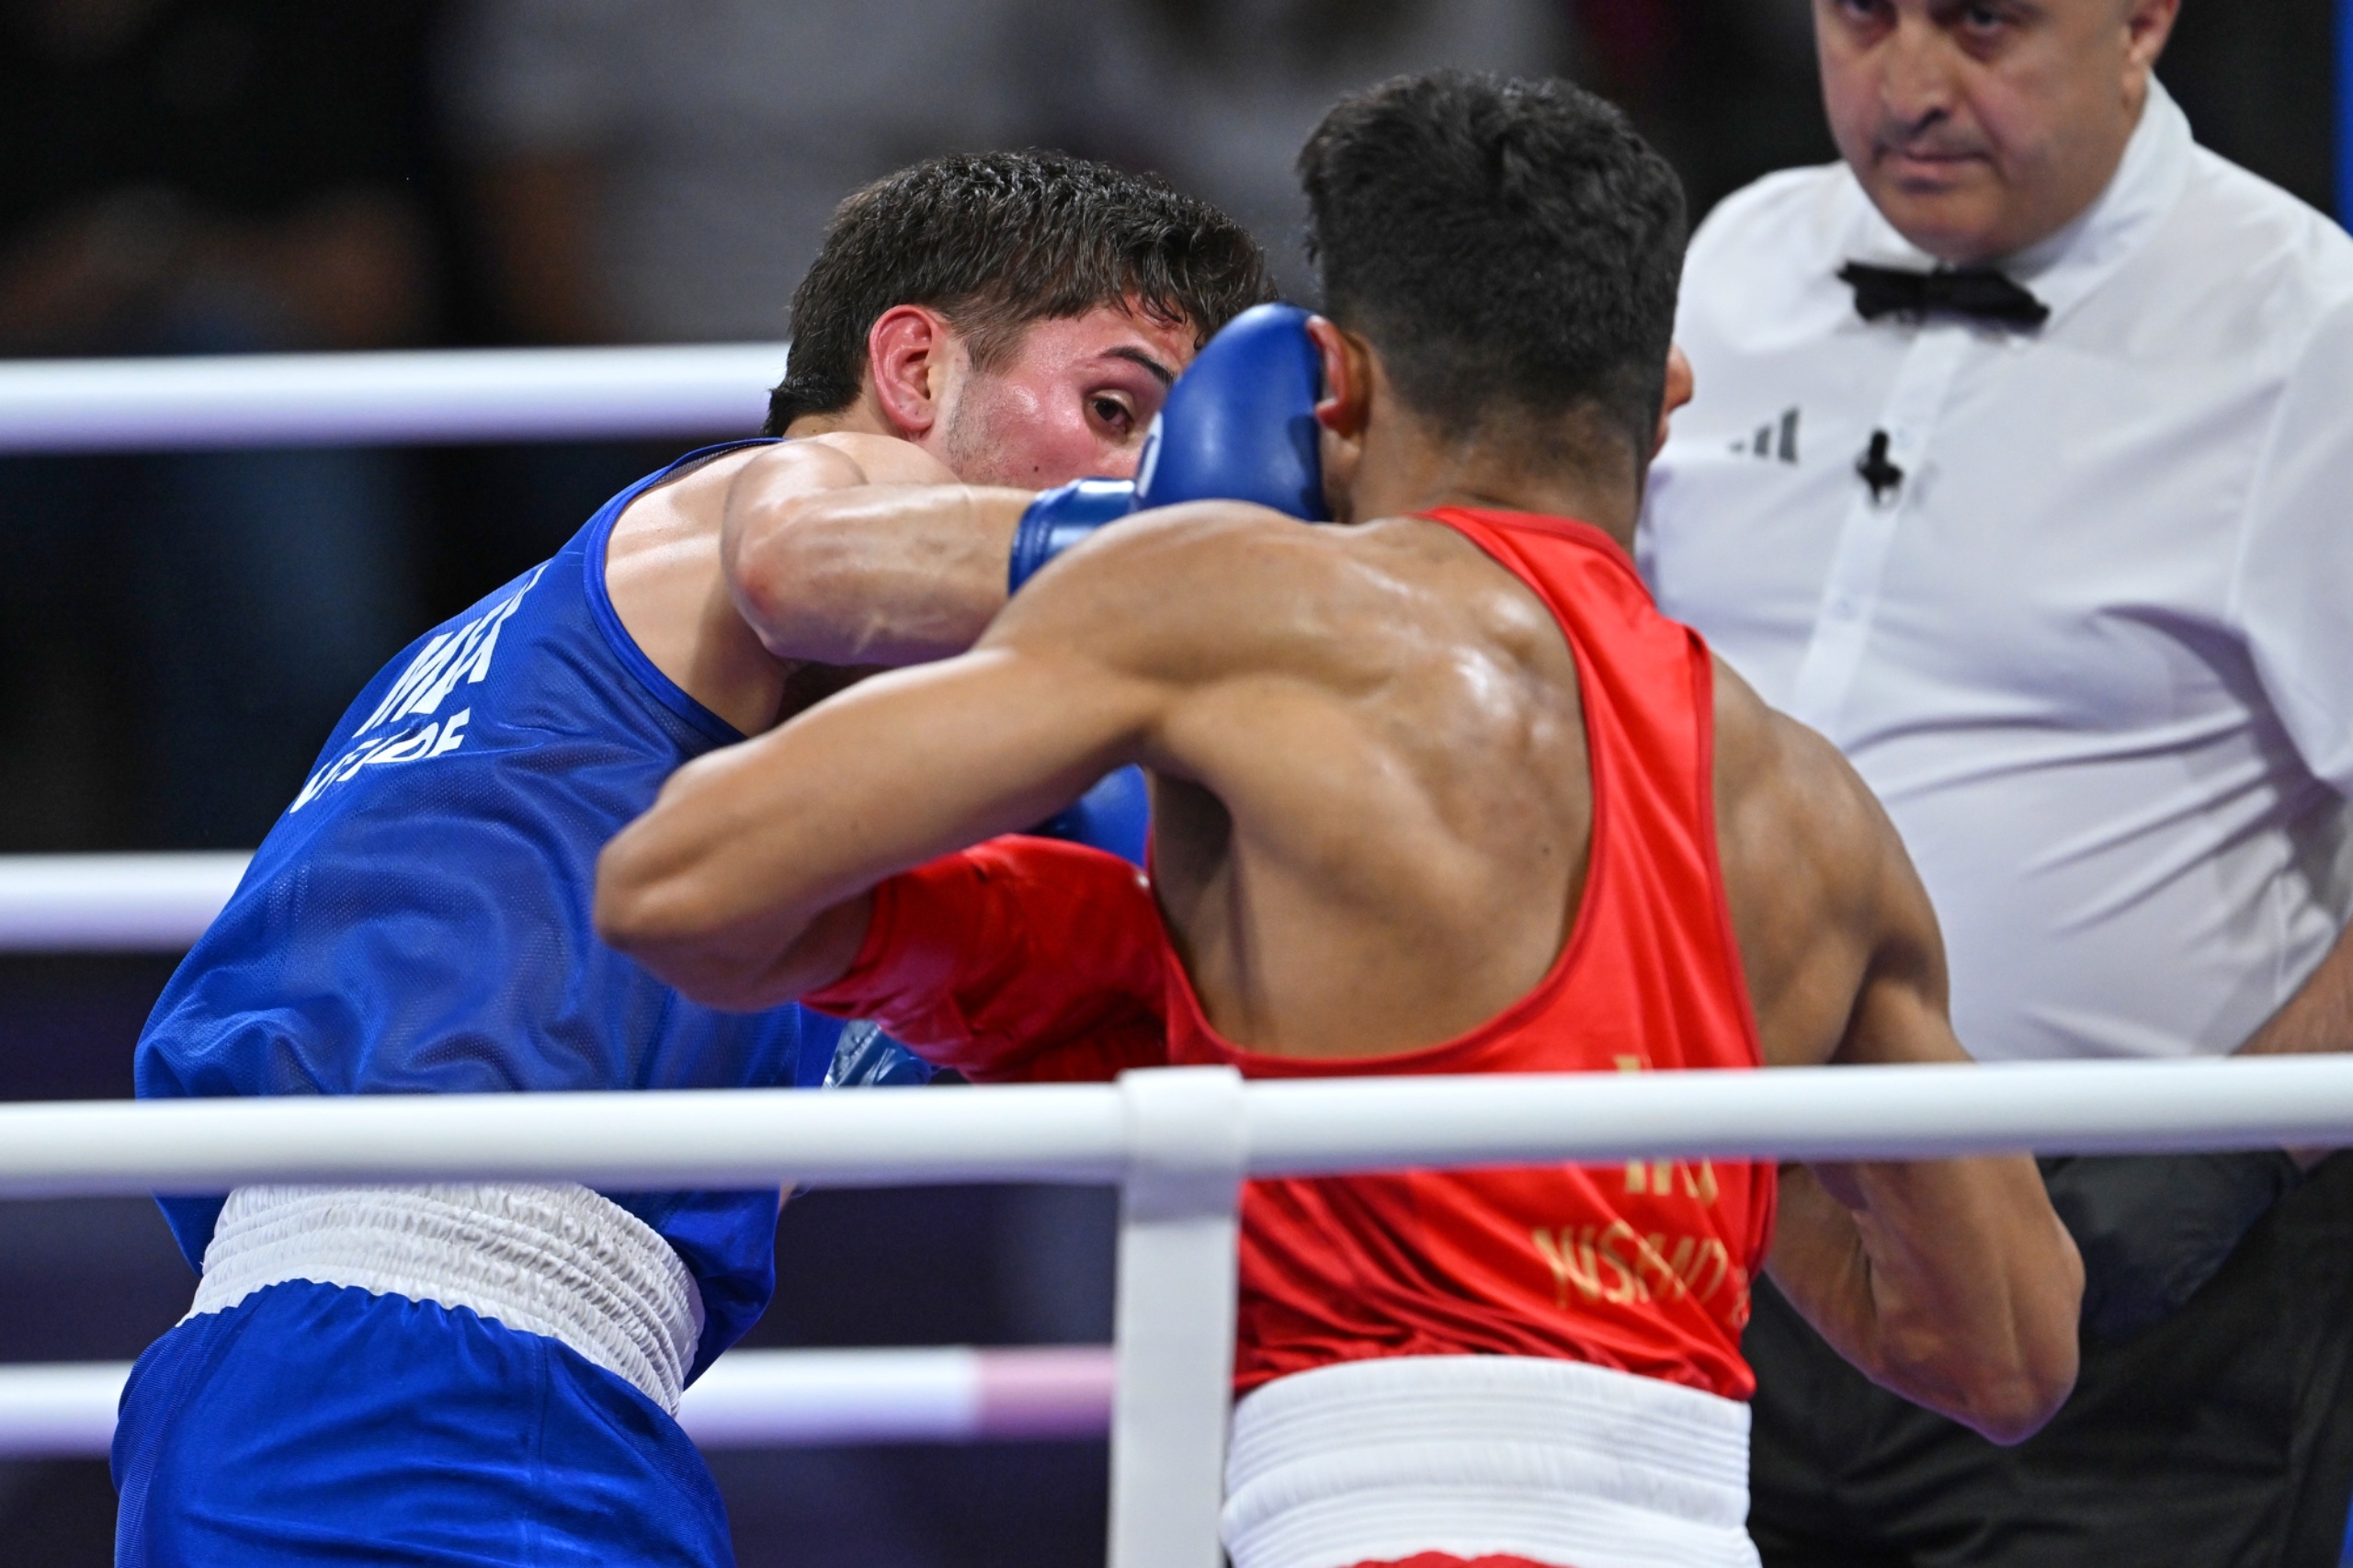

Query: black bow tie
[[1839, 262, 2050, 327]]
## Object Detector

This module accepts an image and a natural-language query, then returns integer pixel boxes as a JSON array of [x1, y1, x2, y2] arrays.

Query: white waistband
[[189, 1184, 705, 1413], [1222, 1356, 1758, 1568]]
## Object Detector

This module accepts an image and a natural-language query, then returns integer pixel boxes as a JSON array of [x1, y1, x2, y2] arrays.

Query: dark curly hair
[[765, 152, 1276, 434], [1299, 72, 1687, 459]]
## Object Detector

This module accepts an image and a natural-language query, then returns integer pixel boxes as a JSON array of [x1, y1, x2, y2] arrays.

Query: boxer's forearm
[[597, 648, 1154, 1006], [596, 712, 904, 1008], [1768, 821, 2081, 1439], [726, 483, 1029, 666], [1770, 1154, 2081, 1444], [599, 878, 874, 1014], [1785, 960, 2085, 1441]]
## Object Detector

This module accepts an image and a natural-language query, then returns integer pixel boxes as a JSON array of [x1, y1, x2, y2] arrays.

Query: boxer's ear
[[1654, 345, 1695, 461], [1308, 315, 1371, 520], [1307, 315, 1369, 438], [865, 305, 955, 440]]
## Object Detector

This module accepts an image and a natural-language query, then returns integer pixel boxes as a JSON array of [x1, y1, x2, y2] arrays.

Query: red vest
[[1164, 507, 1774, 1400], [807, 506, 1775, 1401]]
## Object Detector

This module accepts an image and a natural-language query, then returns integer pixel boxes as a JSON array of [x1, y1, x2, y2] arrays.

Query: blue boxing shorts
[[113, 1185, 734, 1567]]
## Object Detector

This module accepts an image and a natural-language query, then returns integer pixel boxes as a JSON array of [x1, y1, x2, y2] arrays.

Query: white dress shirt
[[1641, 84, 2353, 1063]]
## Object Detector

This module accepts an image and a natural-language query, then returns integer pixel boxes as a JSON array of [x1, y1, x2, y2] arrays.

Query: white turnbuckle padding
[[1108, 1065, 1247, 1568]]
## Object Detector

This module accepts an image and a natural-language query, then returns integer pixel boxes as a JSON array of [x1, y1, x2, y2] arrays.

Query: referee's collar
[[1838, 79, 2195, 327]]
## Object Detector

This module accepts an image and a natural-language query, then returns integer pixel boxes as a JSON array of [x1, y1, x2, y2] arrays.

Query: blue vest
[[136, 441, 831, 1380]]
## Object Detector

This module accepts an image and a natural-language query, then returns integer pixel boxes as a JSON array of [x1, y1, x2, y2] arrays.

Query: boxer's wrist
[[1007, 479, 1138, 592]]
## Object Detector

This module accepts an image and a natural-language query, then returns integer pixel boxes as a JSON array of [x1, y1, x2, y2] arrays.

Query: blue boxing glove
[[1007, 477, 1136, 594], [1135, 302, 1330, 521], [823, 1019, 940, 1088], [1024, 764, 1150, 868], [1005, 303, 1331, 593]]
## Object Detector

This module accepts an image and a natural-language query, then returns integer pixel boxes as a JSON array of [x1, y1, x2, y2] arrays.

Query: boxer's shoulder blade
[[1005, 499, 1593, 1055], [1004, 501, 1557, 698]]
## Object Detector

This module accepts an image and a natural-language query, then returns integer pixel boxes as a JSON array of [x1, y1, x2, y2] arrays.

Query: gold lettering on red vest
[[1532, 1224, 1747, 1320], [1597, 1221, 1645, 1303], [1532, 1226, 1604, 1306]]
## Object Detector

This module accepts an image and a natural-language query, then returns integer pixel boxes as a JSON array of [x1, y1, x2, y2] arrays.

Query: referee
[[1640, 2, 2353, 1564]]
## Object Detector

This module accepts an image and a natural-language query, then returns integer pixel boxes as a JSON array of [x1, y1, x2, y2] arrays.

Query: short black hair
[[1299, 72, 1686, 461], [766, 152, 1276, 434]]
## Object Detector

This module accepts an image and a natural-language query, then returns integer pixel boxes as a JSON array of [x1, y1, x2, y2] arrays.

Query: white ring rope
[[0, 1062, 2338, 1530], [0, 853, 249, 951], [0, 1345, 1114, 1460], [0, 344, 787, 452], [0, 1059, 2347, 1199]]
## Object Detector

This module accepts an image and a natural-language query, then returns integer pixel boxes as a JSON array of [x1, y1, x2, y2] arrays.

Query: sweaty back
[[802, 505, 1775, 1395], [1144, 507, 1597, 1057], [1166, 506, 1775, 1397]]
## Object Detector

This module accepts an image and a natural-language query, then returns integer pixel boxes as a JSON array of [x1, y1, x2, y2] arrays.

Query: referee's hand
[[2041, 1152, 2309, 1343]]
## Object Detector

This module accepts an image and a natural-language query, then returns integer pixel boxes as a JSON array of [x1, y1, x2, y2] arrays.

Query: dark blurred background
[[0, 1, 2338, 1561]]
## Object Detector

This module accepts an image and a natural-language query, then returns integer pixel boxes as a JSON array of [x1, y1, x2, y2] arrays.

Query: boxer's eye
[[1090, 395, 1136, 437]]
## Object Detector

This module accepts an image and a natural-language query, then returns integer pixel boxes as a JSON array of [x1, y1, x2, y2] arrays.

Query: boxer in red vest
[[600, 73, 2082, 1568]]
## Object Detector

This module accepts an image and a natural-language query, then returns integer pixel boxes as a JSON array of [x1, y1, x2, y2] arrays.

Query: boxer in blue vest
[[118, 152, 1270, 1567], [815, 299, 1324, 1085]]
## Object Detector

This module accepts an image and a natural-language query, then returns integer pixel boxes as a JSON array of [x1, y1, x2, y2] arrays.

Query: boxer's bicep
[[1727, 698, 1948, 1071], [727, 476, 1029, 666], [720, 434, 1008, 667], [1801, 722, 1958, 1071]]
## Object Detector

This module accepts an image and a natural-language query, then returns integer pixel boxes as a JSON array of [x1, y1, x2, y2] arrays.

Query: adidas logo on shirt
[[1728, 407, 1801, 465]]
